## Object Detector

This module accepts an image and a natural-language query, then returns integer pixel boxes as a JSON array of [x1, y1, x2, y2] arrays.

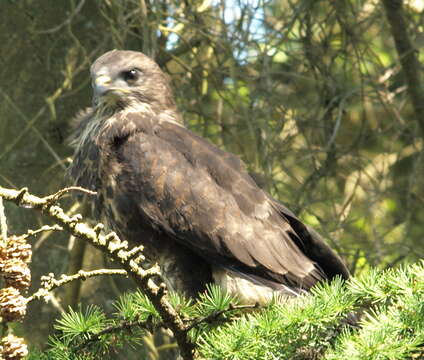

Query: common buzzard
[[69, 50, 349, 304]]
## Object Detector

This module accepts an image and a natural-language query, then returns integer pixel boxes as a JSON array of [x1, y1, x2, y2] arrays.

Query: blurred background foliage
[[0, 0, 423, 353]]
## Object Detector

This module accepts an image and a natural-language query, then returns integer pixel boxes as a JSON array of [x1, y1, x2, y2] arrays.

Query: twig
[[21, 224, 63, 240], [35, 0, 86, 34], [75, 317, 158, 351], [0, 90, 65, 170], [0, 185, 195, 360], [44, 186, 97, 205], [0, 91, 47, 164], [0, 196, 7, 244], [185, 303, 258, 332], [75, 297, 256, 352], [156, 38, 202, 66], [28, 269, 128, 303], [63, 235, 87, 309]]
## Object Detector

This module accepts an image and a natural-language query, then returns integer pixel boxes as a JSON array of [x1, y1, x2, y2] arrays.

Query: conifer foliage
[[28, 262, 424, 360]]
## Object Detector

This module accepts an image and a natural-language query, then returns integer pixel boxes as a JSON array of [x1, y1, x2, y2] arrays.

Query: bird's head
[[90, 50, 177, 112]]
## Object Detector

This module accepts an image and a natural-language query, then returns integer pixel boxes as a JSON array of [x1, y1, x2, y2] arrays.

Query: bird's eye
[[122, 69, 140, 83]]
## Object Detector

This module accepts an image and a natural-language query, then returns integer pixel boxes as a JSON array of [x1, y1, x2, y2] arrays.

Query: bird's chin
[[97, 90, 128, 109]]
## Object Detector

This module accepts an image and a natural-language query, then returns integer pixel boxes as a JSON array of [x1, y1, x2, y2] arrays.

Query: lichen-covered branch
[[0, 185, 195, 360], [28, 269, 128, 303]]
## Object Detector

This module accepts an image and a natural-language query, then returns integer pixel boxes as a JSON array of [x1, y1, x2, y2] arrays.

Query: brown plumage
[[69, 50, 349, 303]]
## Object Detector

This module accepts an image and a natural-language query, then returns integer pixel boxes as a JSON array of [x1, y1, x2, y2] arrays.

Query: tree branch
[[0, 196, 8, 243], [0, 186, 195, 360], [28, 269, 128, 303], [34, 0, 87, 34], [185, 303, 258, 332], [44, 186, 96, 204], [156, 38, 202, 66], [75, 317, 158, 351], [381, 0, 424, 140]]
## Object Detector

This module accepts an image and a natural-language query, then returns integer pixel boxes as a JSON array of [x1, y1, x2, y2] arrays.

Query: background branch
[[381, 0, 424, 140], [0, 196, 7, 242]]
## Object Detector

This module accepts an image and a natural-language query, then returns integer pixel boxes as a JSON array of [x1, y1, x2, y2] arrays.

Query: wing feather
[[109, 119, 337, 289]]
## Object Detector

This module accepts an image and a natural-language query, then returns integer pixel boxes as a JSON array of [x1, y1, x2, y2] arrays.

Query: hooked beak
[[93, 74, 112, 97]]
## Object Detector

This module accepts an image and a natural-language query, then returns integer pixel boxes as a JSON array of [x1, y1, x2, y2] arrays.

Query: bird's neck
[[95, 100, 184, 127]]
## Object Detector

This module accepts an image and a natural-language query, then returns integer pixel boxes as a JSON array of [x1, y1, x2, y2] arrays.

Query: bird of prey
[[69, 50, 349, 304]]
